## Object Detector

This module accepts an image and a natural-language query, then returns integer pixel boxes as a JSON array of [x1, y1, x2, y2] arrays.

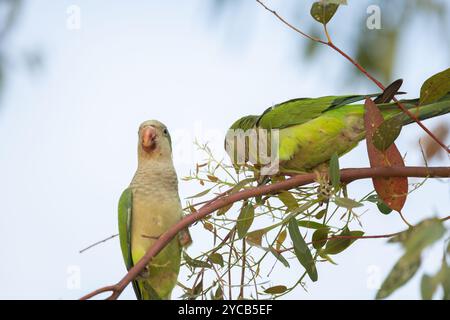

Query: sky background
[[0, 0, 449, 299]]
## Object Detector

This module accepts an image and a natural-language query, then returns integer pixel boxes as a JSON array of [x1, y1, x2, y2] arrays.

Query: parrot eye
[[163, 128, 168, 135]]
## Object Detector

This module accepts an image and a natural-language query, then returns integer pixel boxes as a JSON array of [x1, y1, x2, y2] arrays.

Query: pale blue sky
[[0, 0, 448, 299]]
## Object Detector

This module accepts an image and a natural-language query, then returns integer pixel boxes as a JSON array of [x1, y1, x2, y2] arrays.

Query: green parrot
[[118, 120, 188, 300], [226, 89, 450, 174]]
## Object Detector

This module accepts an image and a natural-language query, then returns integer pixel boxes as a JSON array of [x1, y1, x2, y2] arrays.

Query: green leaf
[[192, 279, 203, 298], [264, 285, 287, 295], [329, 153, 340, 190], [310, 2, 339, 24], [237, 204, 255, 239], [213, 285, 224, 300], [334, 197, 364, 209], [217, 203, 233, 216], [376, 253, 421, 299], [288, 218, 318, 282], [208, 253, 224, 267], [207, 175, 219, 182], [421, 274, 439, 300], [322, 228, 364, 255], [365, 194, 379, 203], [442, 261, 450, 300], [269, 247, 290, 268], [372, 116, 403, 151], [377, 201, 393, 215], [278, 191, 299, 212], [420, 68, 450, 105], [403, 218, 445, 257], [315, 209, 327, 220], [297, 220, 327, 230], [183, 252, 212, 269], [276, 229, 287, 251], [246, 228, 267, 246], [312, 228, 330, 250], [318, 251, 338, 265], [186, 188, 211, 199], [366, 195, 392, 214], [232, 178, 255, 193]]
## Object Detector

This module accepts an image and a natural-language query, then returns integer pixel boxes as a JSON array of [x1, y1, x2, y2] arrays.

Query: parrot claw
[[137, 266, 150, 280], [179, 228, 192, 247]]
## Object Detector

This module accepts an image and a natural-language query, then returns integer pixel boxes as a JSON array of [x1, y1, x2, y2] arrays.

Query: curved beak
[[142, 126, 157, 151]]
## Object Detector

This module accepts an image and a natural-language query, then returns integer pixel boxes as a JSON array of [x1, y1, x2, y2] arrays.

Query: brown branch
[[79, 234, 118, 254], [255, 0, 450, 154], [80, 166, 450, 300], [255, 0, 327, 44]]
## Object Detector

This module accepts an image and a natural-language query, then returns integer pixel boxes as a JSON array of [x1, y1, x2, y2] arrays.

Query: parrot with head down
[[118, 120, 190, 300], [225, 82, 450, 174]]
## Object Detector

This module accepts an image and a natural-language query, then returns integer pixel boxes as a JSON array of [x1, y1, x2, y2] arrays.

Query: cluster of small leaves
[[176, 143, 406, 300]]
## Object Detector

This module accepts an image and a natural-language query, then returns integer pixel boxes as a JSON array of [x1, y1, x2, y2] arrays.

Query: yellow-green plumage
[[278, 106, 366, 171], [118, 120, 182, 300]]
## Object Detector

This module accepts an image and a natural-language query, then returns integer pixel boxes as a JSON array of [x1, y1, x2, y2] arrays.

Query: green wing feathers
[[256, 94, 380, 129], [118, 188, 142, 300]]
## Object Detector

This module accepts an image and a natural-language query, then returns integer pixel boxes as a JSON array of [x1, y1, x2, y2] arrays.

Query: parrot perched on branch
[[118, 120, 189, 300], [226, 86, 450, 174]]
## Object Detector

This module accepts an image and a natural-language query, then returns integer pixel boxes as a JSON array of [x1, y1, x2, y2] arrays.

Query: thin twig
[[238, 238, 246, 299], [79, 234, 119, 254], [255, 0, 327, 44], [277, 214, 450, 254], [227, 229, 236, 300], [255, 0, 449, 153]]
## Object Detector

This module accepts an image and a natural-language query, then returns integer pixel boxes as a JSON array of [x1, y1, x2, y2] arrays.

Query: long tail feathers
[[394, 97, 450, 126]]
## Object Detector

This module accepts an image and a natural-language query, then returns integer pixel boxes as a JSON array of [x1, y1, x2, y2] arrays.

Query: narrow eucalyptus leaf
[[278, 191, 299, 212], [334, 197, 364, 209], [264, 285, 287, 295], [329, 153, 340, 190], [269, 248, 290, 268], [403, 218, 445, 256], [376, 254, 421, 299], [323, 228, 364, 255], [208, 253, 224, 267], [183, 252, 212, 269], [420, 274, 438, 300], [237, 204, 255, 239], [420, 68, 450, 105], [312, 228, 330, 250], [288, 218, 318, 282], [298, 220, 327, 229], [373, 117, 403, 151]]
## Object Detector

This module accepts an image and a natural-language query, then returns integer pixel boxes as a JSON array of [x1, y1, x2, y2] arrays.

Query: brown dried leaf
[[421, 123, 449, 161], [364, 98, 408, 212]]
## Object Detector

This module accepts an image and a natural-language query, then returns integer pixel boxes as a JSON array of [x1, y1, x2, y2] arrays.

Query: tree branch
[[255, 0, 450, 153], [80, 166, 450, 300]]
